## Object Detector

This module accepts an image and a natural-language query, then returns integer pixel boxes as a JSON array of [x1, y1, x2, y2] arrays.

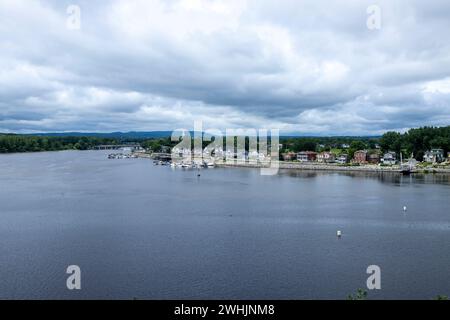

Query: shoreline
[[139, 153, 450, 174], [5, 150, 447, 174], [215, 161, 450, 174]]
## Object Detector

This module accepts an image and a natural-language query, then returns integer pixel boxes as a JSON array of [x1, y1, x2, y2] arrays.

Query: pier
[[149, 153, 172, 161]]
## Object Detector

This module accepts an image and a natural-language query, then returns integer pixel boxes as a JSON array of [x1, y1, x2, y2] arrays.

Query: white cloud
[[423, 78, 450, 94]]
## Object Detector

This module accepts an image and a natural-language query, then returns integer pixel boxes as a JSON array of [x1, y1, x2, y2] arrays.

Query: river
[[0, 150, 449, 299]]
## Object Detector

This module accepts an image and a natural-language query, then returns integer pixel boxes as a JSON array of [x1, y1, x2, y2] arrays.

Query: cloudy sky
[[1, 0, 450, 135]]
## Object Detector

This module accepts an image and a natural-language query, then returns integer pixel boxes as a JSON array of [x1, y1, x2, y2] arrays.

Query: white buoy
[[337, 230, 342, 237], [403, 206, 407, 212]]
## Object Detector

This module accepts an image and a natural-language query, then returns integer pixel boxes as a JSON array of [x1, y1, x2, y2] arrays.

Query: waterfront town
[[112, 126, 450, 174], [123, 142, 450, 174], [282, 148, 449, 166]]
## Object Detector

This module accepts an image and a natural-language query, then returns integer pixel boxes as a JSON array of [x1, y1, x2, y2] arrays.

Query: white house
[[317, 152, 336, 163], [423, 149, 444, 163], [381, 152, 397, 165], [336, 154, 348, 164]]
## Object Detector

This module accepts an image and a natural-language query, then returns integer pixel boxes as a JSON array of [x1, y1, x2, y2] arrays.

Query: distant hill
[[22, 131, 381, 139], [25, 131, 173, 139]]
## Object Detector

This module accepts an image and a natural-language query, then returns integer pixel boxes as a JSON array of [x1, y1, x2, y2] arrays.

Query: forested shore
[[1, 126, 449, 160], [0, 135, 119, 153]]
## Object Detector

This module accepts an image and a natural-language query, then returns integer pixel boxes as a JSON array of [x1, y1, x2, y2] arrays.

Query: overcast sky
[[1, 0, 450, 135]]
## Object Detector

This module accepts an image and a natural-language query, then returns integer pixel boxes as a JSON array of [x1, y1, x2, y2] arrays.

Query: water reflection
[[279, 169, 450, 186]]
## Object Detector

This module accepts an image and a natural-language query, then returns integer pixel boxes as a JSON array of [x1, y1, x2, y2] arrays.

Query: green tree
[[380, 131, 402, 153], [347, 289, 368, 300]]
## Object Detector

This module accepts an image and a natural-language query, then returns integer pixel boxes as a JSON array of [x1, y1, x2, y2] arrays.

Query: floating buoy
[[337, 230, 342, 237], [403, 206, 407, 212]]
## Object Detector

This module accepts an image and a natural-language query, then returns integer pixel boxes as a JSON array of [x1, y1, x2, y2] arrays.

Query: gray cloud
[[1, 0, 450, 134]]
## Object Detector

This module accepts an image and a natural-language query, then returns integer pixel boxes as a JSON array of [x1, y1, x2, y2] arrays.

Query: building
[[297, 151, 317, 162], [368, 153, 380, 164], [423, 149, 444, 163], [317, 152, 336, 163], [336, 154, 348, 164], [381, 152, 397, 165], [160, 146, 172, 153], [353, 150, 368, 164], [281, 152, 297, 161]]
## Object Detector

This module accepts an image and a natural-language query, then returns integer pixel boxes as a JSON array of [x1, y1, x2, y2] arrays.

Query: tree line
[[0, 135, 119, 153], [379, 126, 450, 160]]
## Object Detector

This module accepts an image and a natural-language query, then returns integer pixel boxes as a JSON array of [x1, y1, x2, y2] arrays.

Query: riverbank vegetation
[[380, 126, 450, 160], [0, 135, 119, 153]]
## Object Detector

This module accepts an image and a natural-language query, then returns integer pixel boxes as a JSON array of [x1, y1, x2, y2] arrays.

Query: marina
[[131, 149, 450, 175], [107, 153, 138, 159]]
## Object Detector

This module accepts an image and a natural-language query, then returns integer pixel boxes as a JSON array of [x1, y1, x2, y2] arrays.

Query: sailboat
[[400, 152, 415, 175]]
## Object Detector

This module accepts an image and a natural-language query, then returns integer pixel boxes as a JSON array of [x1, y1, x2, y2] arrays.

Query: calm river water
[[0, 151, 449, 299]]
